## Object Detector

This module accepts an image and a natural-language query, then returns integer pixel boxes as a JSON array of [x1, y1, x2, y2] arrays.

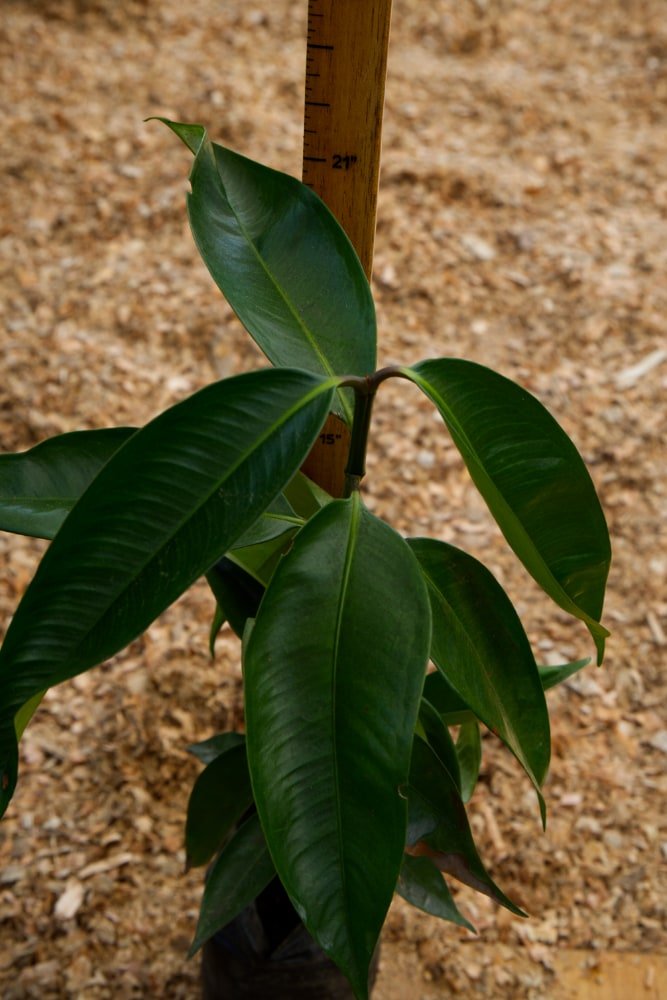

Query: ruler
[[300, 0, 393, 497], [302, 0, 392, 278]]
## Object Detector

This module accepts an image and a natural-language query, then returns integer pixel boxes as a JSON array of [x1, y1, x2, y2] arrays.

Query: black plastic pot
[[201, 877, 378, 999]]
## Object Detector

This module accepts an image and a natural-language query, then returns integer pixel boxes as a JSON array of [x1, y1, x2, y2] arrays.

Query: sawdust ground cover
[[0, 0, 665, 996]]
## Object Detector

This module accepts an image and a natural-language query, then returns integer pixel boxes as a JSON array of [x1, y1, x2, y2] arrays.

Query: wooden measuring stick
[[302, 0, 393, 277], [300, 0, 393, 497]]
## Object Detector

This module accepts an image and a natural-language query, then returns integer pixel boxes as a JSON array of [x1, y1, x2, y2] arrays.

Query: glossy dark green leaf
[[404, 359, 611, 661], [244, 495, 431, 999], [227, 532, 295, 589], [189, 812, 275, 956], [185, 743, 253, 868], [408, 737, 525, 916], [208, 603, 226, 657], [409, 538, 549, 819], [187, 732, 245, 766], [283, 470, 332, 519], [14, 691, 45, 740], [0, 428, 135, 540], [397, 854, 475, 932], [0, 368, 336, 818], [539, 658, 591, 691], [418, 699, 461, 793], [456, 720, 482, 803], [422, 670, 469, 725], [161, 119, 376, 423], [231, 494, 301, 549], [206, 557, 265, 640], [424, 657, 592, 727]]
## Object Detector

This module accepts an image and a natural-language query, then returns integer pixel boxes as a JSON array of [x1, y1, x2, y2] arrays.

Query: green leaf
[[409, 538, 550, 821], [0, 428, 135, 540], [160, 119, 376, 423], [206, 557, 265, 640], [539, 657, 591, 691], [208, 602, 226, 657], [185, 743, 253, 869], [424, 657, 592, 728], [283, 470, 332, 519], [403, 359, 611, 661], [397, 854, 475, 932], [189, 812, 275, 956], [14, 691, 45, 740], [244, 495, 431, 999], [418, 699, 461, 793], [187, 732, 245, 766], [0, 368, 336, 818], [227, 530, 295, 588], [157, 118, 205, 155], [408, 736, 525, 916], [456, 720, 482, 803], [422, 670, 470, 725], [231, 494, 301, 548]]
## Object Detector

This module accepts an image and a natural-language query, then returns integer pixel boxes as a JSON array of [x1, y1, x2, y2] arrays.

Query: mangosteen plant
[[0, 120, 610, 999]]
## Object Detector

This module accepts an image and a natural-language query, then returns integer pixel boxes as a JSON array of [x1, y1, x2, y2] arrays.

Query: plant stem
[[340, 366, 408, 497], [343, 388, 376, 497]]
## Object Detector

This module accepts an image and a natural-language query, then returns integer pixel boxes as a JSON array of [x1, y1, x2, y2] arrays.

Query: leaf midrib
[[2, 378, 335, 678], [419, 565, 538, 785], [407, 367, 606, 638], [202, 142, 354, 422], [66, 379, 334, 657], [1, 495, 75, 505], [329, 495, 361, 962]]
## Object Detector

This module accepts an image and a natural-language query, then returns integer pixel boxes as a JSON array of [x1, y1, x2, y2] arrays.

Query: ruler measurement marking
[[302, 0, 392, 497], [304, 7, 337, 198]]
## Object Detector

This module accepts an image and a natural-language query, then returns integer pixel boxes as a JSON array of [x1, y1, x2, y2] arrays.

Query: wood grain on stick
[[301, 0, 393, 497]]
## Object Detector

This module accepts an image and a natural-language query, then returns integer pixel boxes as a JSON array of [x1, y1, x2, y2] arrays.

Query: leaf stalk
[[340, 366, 407, 496]]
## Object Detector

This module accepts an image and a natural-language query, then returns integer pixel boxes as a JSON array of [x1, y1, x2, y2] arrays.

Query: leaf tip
[[148, 117, 207, 156], [187, 936, 202, 960], [538, 790, 547, 832], [460, 913, 477, 935], [0, 739, 19, 819], [594, 628, 609, 666]]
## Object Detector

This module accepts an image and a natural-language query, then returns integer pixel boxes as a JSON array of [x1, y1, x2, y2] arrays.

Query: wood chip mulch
[[1, 1, 665, 997]]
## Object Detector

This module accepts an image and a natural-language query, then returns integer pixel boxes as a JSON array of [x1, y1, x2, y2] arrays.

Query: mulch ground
[[0, 1, 665, 997]]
